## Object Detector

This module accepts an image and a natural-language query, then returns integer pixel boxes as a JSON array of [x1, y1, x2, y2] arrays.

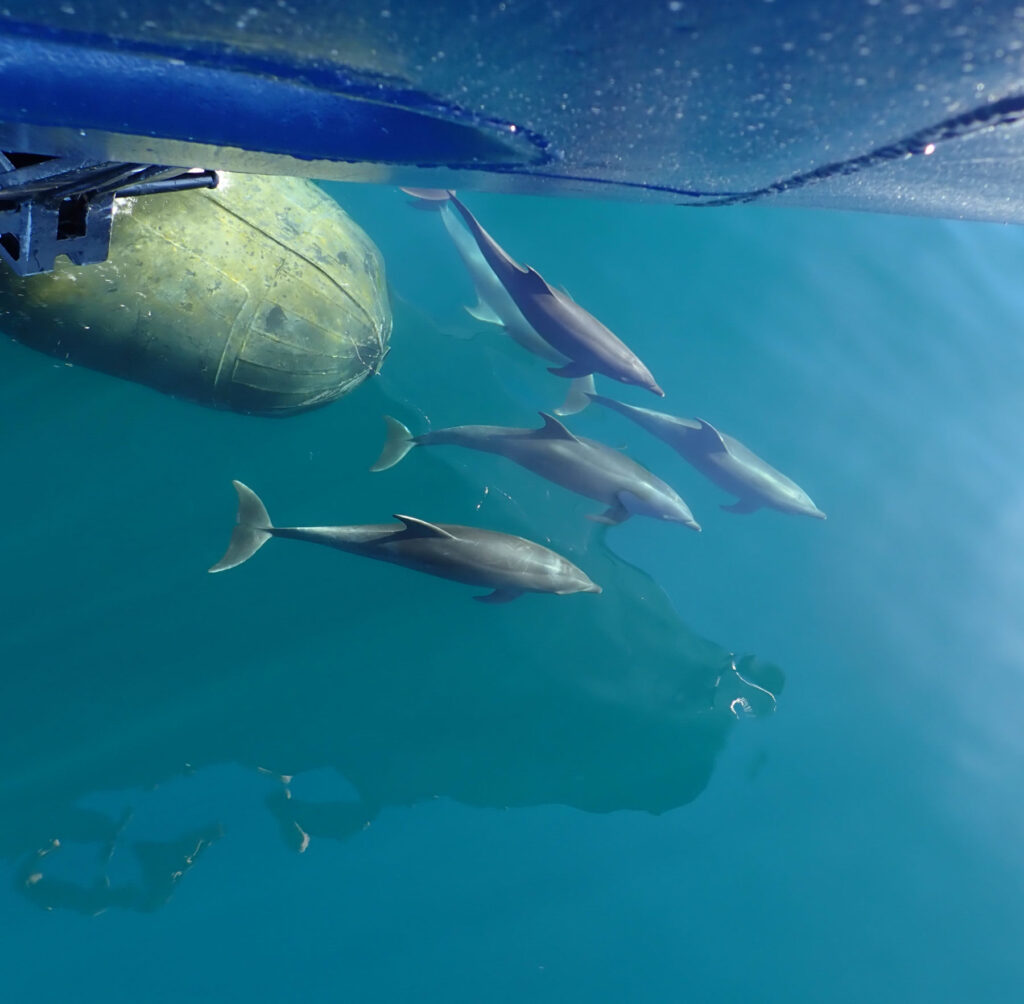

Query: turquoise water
[[3, 183, 1024, 1002]]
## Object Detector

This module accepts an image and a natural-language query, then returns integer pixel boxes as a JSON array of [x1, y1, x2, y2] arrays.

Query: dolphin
[[403, 187, 595, 416], [371, 412, 701, 530], [209, 481, 601, 603], [587, 395, 825, 519], [438, 192, 664, 397]]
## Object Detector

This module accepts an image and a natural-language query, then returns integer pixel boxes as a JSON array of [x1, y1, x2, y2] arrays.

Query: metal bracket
[[0, 153, 217, 276]]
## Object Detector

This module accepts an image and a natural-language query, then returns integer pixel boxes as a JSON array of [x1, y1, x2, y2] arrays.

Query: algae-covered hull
[[0, 172, 391, 415]]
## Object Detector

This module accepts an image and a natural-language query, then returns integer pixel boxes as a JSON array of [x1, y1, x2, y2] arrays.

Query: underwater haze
[[3, 182, 1024, 1003]]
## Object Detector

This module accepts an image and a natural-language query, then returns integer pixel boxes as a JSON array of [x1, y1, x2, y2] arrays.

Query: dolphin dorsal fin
[[393, 515, 456, 539], [695, 418, 729, 454], [522, 266, 558, 293], [533, 412, 581, 441]]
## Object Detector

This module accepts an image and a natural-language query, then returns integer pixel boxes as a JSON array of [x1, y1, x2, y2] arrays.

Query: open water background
[[2, 182, 1024, 1002]]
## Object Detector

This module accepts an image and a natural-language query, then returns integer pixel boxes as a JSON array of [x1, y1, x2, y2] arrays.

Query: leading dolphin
[[441, 192, 665, 397], [588, 395, 826, 519], [209, 481, 601, 603], [371, 412, 701, 530], [403, 187, 594, 416]]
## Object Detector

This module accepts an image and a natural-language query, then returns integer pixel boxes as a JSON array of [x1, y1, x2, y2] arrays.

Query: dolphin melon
[[0, 172, 391, 416]]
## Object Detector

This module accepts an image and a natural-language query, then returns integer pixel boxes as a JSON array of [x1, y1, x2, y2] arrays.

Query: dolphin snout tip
[[585, 582, 603, 594], [652, 385, 666, 397]]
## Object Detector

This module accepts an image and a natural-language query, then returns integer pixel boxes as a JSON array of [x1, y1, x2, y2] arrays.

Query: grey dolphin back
[[447, 193, 529, 278]]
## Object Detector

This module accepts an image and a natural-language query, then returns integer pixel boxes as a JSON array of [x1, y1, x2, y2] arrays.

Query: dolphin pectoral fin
[[464, 300, 503, 325], [586, 502, 630, 525], [209, 481, 274, 572], [548, 361, 593, 378], [370, 416, 416, 472], [393, 515, 457, 539], [721, 498, 760, 515], [618, 490, 656, 519], [474, 588, 523, 603], [553, 374, 597, 416]]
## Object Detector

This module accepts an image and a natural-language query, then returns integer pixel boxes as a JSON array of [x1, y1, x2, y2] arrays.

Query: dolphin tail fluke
[[370, 416, 415, 472], [209, 481, 273, 573], [553, 374, 597, 416], [400, 187, 454, 209]]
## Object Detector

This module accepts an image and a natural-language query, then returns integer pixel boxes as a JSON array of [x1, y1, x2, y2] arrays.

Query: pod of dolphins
[[211, 190, 824, 600]]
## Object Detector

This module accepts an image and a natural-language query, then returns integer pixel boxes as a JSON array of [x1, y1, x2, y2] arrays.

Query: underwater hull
[[1, 5, 1023, 221]]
